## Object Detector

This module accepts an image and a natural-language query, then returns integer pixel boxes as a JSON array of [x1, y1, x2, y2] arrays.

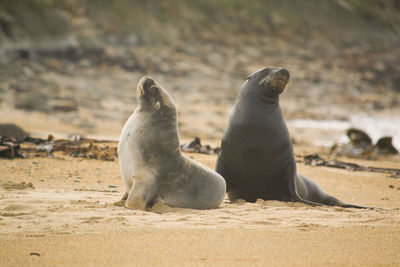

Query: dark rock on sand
[[0, 124, 28, 138], [331, 128, 398, 159]]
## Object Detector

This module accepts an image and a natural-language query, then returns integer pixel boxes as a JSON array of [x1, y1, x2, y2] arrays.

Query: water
[[288, 115, 400, 149]]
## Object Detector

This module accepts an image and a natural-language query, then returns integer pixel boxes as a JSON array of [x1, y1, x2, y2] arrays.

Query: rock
[[375, 137, 398, 155], [181, 137, 219, 154], [0, 124, 28, 138], [346, 128, 372, 146], [331, 128, 399, 158]]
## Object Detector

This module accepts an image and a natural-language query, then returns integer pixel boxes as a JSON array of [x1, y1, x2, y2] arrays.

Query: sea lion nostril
[[138, 76, 155, 90], [278, 68, 290, 80], [142, 78, 155, 90]]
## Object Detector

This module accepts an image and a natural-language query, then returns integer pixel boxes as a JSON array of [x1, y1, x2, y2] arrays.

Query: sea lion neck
[[237, 85, 279, 109]]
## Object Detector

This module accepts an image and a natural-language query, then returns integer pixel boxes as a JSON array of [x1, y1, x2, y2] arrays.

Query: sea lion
[[216, 67, 366, 208], [118, 76, 226, 210]]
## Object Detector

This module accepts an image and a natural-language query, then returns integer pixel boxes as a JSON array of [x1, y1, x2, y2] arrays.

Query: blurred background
[[0, 0, 399, 149]]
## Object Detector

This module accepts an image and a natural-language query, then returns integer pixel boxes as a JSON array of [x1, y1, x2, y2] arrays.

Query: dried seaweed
[[302, 153, 400, 178], [0, 134, 117, 161]]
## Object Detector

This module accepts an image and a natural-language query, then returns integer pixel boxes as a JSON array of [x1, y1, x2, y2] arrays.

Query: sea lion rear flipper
[[290, 193, 323, 207], [285, 168, 323, 206], [125, 170, 158, 210], [339, 203, 375, 209], [296, 173, 373, 209]]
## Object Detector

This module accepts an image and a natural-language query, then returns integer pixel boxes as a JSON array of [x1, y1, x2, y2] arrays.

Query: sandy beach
[[1, 1, 400, 265], [1, 146, 399, 266]]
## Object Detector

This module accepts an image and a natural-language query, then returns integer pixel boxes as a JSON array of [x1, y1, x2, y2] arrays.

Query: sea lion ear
[[154, 101, 161, 110]]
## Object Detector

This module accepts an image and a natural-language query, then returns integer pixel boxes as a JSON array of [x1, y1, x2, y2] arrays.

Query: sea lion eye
[[244, 77, 250, 82]]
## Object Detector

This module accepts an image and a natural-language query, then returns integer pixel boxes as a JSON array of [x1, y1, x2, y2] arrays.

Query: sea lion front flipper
[[113, 192, 129, 207], [125, 170, 158, 210]]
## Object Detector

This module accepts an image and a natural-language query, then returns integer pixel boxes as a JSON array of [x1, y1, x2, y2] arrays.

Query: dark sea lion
[[216, 67, 367, 208], [118, 76, 226, 210]]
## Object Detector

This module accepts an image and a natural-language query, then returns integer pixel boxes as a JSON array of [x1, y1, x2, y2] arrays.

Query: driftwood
[[2, 135, 399, 178], [302, 154, 400, 178], [0, 135, 117, 160], [0, 136, 23, 158]]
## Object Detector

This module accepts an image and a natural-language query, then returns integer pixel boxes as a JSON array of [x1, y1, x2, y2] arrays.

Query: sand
[[1, 148, 399, 266], [1, 4, 400, 265]]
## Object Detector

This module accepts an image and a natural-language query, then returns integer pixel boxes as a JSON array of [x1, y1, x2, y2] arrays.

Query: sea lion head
[[242, 67, 290, 102], [136, 76, 176, 113]]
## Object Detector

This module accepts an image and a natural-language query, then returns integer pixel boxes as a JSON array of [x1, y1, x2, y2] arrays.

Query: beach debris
[[0, 137, 24, 158], [0, 124, 31, 158], [68, 133, 83, 142], [62, 142, 117, 161], [181, 137, 220, 154], [330, 128, 398, 159], [0, 134, 118, 160], [302, 153, 400, 178], [30, 252, 40, 257]]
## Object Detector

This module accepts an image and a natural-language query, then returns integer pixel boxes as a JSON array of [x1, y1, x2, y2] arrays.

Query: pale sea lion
[[216, 67, 367, 208], [118, 76, 226, 210]]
